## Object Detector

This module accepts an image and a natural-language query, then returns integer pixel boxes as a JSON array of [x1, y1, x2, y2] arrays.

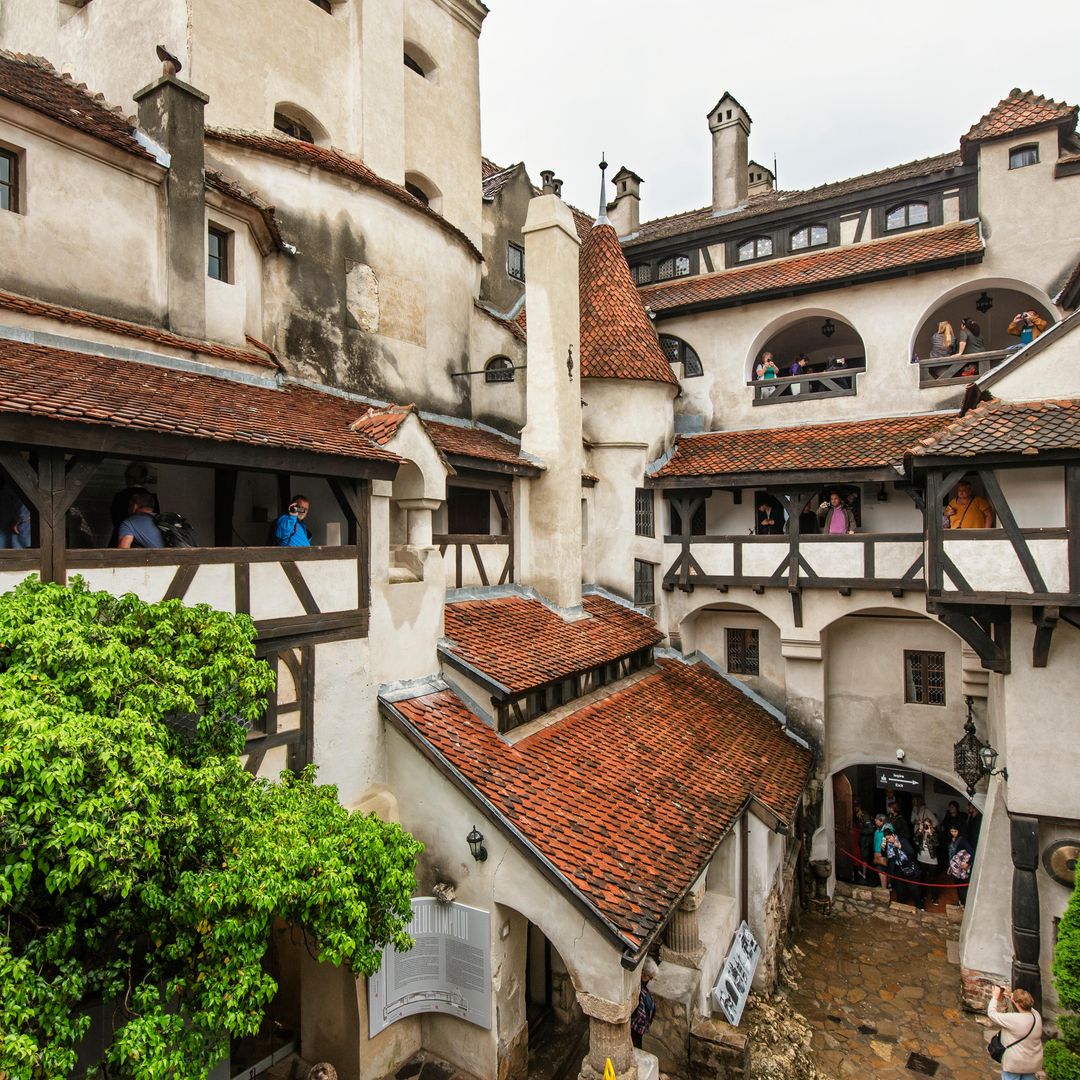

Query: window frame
[[207, 224, 232, 284], [657, 253, 692, 281], [507, 241, 525, 282], [633, 558, 656, 606], [1008, 144, 1039, 170], [903, 649, 946, 707], [789, 222, 830, 252], [883, 200, 931, 233], [634, 488, 654, 538], [484, 356, 515, 384], [659, 334, 703, 378], [632, 263, 653, 286], [726, 628, 760, 676], [0, 146, 20, 214], [733, 234, 775, 264], [273, 111, 316, 143]]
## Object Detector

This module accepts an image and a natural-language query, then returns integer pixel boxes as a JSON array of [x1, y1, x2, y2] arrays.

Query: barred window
[[633, 263, 653, 285], [507, 241, 525, 282], [726, 628, 760, 676], [659, 333, 703, 378], [904, 650, 945, 706], [635, 488, 654, 537], [657, 254, 691, 281], [485, 356, 514, 383], [633, 559, 655, 606]]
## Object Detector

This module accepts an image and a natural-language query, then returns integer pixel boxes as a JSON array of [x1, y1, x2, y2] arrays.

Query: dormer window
[[737, 236, 773, 262], [790, 224, 828, 251], [657, 255, 691, 281], [885, 201, 929, 231], [633, 263, 653, 286], [1009, 144, 1039, 170]]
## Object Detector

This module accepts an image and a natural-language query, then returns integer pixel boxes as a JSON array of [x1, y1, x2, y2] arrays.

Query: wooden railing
[[434, 533, 513, 589], [749, 365, 865, 406], [917, 348, 1011, 386]]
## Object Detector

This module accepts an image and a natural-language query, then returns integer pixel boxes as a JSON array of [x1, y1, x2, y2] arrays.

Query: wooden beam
[[936, 607, 1011, 673], [977, 469, 1047, 593], [1032, 606, 1059, 669], [234, 561, 251, 614], [280, 561, 320, 615], [1067, 465, 1080, 595], [163, 564, 198, 602]]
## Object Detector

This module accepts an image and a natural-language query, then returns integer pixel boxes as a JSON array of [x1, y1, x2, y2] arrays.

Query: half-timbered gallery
[[1, 3, 1079, 1079]]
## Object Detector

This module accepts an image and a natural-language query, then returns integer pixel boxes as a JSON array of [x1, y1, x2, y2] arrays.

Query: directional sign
[[875, 766, 923, 793]]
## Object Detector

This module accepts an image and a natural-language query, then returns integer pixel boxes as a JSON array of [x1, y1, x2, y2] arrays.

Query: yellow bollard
[[603, 1058, 617, 1080]]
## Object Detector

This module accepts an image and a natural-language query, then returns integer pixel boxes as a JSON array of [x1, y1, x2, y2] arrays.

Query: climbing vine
[[1047, 877, 1080, 1078]]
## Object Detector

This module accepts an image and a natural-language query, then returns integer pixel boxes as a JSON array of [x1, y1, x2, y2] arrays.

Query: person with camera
[[883, 827, 924, 910], [274, 495, 312, 547], [1007, 309, 1048, 346], [816, 490, 855, 534], [987, 985, 1042, 1079]]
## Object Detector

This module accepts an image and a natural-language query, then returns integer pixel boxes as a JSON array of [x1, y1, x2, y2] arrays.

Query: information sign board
[[875, 766, 923, 793], [710, 921, 760, 1027]]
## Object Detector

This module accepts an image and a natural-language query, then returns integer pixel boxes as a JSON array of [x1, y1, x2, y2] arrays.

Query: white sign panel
[[711, 921, 760, 1027], [368, 898, 491, 1036]]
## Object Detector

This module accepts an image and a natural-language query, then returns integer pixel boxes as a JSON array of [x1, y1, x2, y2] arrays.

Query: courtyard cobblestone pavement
[[786, 906, 992, 1080]]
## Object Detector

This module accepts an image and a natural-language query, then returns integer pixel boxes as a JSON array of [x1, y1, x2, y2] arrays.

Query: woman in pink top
[[816, 491, 855, 534]]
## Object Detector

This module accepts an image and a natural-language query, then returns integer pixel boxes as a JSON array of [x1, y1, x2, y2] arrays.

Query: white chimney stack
[[608, 166, 643, 238], [708, 93, 751, 212]]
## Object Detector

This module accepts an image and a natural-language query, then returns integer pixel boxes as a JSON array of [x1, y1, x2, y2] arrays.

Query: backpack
[[154, 512, 197, 548]]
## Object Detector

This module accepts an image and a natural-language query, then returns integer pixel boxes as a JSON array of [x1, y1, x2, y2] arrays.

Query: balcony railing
[[662, 532, 925, 594], [435, 533, 513, 589], [749, 364, 865, 406], [917, 348, 1011, 386]]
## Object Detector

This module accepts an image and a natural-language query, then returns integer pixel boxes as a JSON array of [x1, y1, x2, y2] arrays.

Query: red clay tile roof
[[652, 413, 956, 480], [0, 339, 400, 468], [387, 658, 812, 949], [442, 593, 663, 694], [0, 51, 152, 161], [639, 222, 984, 314], [481, 157, 523, 200], [579, 223, 678, 385], [910, 398, 1080, 460], [474, 301, 527, 343], [0, 290, 279, 370], [423, 417, 538, 472], [626, 151, 963, 247], [349, 403, 415, 445], [204, 169, 285, 250], [208, 128, 482, 262], [961, 89, 1078, 161]]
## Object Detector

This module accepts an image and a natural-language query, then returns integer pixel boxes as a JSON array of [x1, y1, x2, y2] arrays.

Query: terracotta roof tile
[[579, 223, 677, 385], [626, 151, 963, 247], [442, 593, 663, 694], [962, 89, 1077, 161], [204, 169, 285, 250], [0, 290, 279, 370], [638, 222, 984, 314], [349, 403, 415, 445], [653, 413, 956, 480], [0, 51, 152, 160], [387, 658, 812, 948], [422, 417, 538, 471], [207, 128, 482, 262], [481, 157, 522, 200], [0, 340, 401, 466], [910, 398, 1080, 459]]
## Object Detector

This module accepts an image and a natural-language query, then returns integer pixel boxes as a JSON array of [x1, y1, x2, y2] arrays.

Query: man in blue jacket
[[274, 495, 312, 547]]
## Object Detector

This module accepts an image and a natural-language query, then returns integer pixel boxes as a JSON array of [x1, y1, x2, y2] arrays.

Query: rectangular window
[[904, 650, 946, 706], [634, 488, 654, 537], [726, 628, 760, 676], [207, 225, 231, 282], [1009, 145, 1039, 170], [447, 487, 491, 535], [0, 148, 19, 213], [633, 559, 655, 606], [507, 241, 525, 282]]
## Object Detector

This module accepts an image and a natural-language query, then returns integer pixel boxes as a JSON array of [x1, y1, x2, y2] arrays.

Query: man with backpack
[[115, 490, 165, 548]]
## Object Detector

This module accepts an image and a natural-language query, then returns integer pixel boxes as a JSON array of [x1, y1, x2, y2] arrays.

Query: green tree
[[1048, 877, 1080, 1079], [0, 578, 422, 1079]]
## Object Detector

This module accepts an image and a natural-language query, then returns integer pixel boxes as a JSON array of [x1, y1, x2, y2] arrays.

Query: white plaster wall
[[684, 606, 786, 710], [74, 565, 177, 602], [204, 204, 264, 346], [468, 314, 526, 429], [439, 542, 510, 590], [995, 466, 1065, 528], [991, 329, 1080, 400], [0, 114, 165, 322], [0, 569, 35, 593], [581, 379, 675, 459], [942, 538, 1069, 594]]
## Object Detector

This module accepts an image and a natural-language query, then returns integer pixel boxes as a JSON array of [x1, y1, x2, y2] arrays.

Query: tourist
[[115, 491, 164, 549], [1007, 310, 1049, 345], [963, 801, 983, 850], [275, 494, 313, 547], [756, 498, 784, 535], [929, 320, 955, 358], [957, 317, 986, 355], [945, 480, 993, 529], [872, 814, 889, 888], [0, 472, 31, 549], [108, 461, 159, 547], [988, 985, 1043, 1079], [788, 354, 810, 378], [887, 801, 911, 843], [631, 957, 658, 1049], [755, 353, 779, 381], [816, 491, 855, 534], [940, 801, 964, 870], [946, 825, 975, 907], [884, 830, 924, 910], [914, 816, 939, 873], [826, 354, 852, 390]]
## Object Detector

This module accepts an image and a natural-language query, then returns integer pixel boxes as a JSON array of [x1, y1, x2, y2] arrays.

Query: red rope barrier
[[837, 845, 971, 888]]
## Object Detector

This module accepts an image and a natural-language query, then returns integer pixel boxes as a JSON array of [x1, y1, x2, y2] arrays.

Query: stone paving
[[786, 906, 992, 1080]]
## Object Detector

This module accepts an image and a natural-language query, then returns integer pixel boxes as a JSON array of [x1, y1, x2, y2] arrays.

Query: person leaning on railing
[[944, 480, 993, 529]]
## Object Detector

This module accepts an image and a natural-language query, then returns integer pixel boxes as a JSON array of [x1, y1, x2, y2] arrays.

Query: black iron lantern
[[975, 291, 993, 314], [821, 318, 836, 338], [466, 825, 488, 862], [953, 696, 1008, 796]]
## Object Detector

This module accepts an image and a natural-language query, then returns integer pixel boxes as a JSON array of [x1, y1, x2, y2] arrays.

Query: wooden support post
[[1067, 465, 1080, 596], [1032, 606, 1059, 668]]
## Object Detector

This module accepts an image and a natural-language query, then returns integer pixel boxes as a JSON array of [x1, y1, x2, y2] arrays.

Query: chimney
[[134, 71, 209, 339], [708, 93, 751, 212], [747, 159, 775, 197], [519, 192, 583, 613], [608, 166, 642, 237]]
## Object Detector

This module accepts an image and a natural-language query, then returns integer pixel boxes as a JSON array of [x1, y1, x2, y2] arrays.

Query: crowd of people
[[849, 795, 981, 911], [752, 350, 858, 393]]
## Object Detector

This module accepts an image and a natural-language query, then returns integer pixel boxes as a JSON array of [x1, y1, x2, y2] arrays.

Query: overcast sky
[[478, 1, 1080, 224]]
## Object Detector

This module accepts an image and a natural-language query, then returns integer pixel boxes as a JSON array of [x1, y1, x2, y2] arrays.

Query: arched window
[[659, 334, 703, 378], [308, 0, 333, 11], [404, 172, 440, 211], [657, 254, 691, 281], [274, 112, 313, 143], [273, 104, 327, 145], [484, 356, 515, 383], [737, 236, 773, 262], [403, 43, 437, 80], [633, 263, 653, 286], [1009, 144, 1039, 170], [789, 224, 829, 251], [404, 182, 429, 206], [885, 201, 929, 231]]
